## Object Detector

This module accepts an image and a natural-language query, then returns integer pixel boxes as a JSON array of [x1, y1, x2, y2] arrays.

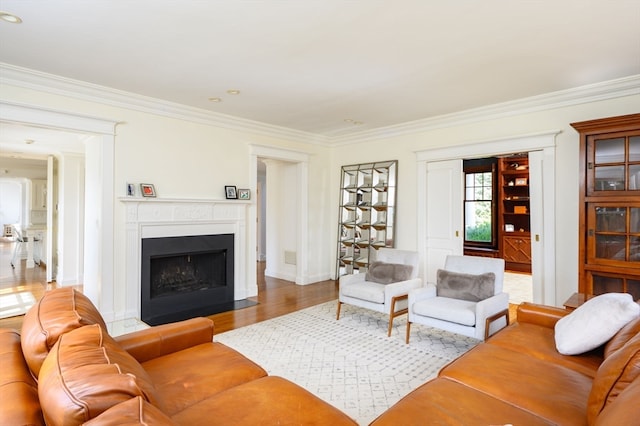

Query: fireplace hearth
[[141, 233, 234, 325]]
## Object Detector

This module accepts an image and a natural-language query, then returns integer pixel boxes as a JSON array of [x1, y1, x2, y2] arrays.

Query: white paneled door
[[424, 159, 464, 284]]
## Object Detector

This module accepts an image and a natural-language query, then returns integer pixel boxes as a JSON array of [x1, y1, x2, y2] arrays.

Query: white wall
[[2, 78, 638, 314], [0, 179, 22, 226], [328, 95, 640, 305]]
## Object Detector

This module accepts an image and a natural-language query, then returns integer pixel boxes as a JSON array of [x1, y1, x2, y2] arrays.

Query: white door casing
[[416, 130, 559, 304]]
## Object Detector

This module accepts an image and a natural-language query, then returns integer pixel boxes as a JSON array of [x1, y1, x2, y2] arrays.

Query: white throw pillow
[[555, 293, 640, 355]]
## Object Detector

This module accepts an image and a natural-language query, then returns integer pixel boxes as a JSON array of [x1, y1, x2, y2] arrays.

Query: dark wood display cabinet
[[571, 113, 640, 299], [499, 155, 531, 272]]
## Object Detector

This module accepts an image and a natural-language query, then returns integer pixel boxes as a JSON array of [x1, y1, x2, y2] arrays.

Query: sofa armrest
[[114, 317, 214, 363], [516, 302, 569, 329]]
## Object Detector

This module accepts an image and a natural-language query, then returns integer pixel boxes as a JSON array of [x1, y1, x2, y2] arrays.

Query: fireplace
[[141, 233, 234, 325]]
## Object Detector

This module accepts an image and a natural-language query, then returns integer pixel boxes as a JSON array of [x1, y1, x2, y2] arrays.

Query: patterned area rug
[[215, 301, 478, 425]]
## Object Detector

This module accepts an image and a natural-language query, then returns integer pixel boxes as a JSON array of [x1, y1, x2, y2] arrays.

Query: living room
[[0, 2, 639, 424]]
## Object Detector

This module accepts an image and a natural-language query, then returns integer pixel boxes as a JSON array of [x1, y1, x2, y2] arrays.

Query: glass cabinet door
[[587, 132, 640, 195], [587, 203, 640, 267]]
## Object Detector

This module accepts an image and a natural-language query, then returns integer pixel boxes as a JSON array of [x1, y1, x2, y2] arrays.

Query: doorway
[[1, 101, 117, 317], [250, 144, 310, 286], [416, 131, 559, 305]]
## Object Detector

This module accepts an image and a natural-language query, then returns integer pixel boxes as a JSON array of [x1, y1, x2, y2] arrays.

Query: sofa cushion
[[604, 314, 640, 358], [365, 261, 413, 284], [587, 332, 640, 425], [436, 269, 495, 302], [0, 329, 44, 426], [369, 378, 552, 426], [594, 376, 640, 426], [555, 292, 640, 355], [38, 324, 163, 426], [142, 342, 268, 416], [21, 287, 107, 376], [84, 397, 176, 426], [439, 343, 593, 426], [486, 322, 603, 378], [170, 376, 357, 425]]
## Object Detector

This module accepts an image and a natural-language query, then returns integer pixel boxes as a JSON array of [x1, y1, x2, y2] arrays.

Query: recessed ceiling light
[[227, 89, 240, 95], [344, 118, 364, 125], [208, 97, 222, 103], [0, 12, 22, 24], [25, 139, 34, 145]]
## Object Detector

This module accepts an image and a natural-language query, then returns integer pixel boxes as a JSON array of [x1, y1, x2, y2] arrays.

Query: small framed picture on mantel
[[238, 189, 251, 200], [140, 183, 156, 197], [225, 185, 238, 199]]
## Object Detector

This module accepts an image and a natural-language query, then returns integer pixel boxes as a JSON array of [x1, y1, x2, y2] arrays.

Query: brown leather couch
[[370, 302, 640, 426], [0, 287, 357, 425]]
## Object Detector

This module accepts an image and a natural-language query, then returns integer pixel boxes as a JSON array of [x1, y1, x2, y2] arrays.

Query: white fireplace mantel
[[119, 197, 252, 321]]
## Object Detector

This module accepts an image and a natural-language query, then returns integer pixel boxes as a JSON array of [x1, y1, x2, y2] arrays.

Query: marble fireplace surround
[[121, 198, 251, 321]]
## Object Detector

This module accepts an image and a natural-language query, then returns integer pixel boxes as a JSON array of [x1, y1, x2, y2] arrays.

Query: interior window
[[463, 158, 498, 249]]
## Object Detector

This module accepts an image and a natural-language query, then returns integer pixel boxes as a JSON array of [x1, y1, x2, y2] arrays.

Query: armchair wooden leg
[[388, 294, 409, 337], [336, 300, 342, 320], [406, 321, 411, 344]]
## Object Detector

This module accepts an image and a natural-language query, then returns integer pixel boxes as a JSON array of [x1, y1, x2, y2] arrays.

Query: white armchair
[[336, 248, 423, 336], [406, 255, 509, 343]]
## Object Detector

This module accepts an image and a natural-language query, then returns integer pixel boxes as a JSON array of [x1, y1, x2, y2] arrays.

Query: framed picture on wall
[[140, 183, 156, 197], [238, 188, 251, 200], [225, 185, 237, 199]]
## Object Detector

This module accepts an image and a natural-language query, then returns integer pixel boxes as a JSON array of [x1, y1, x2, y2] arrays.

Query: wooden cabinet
[[499, 155, 531, 272], [571, 113, 640, 299], [336, 160, 397, 277], [503, 235, 532, 265]]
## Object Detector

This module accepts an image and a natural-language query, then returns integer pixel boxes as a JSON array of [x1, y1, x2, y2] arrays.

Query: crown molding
[[2, 63, 638, 147], [0, 63, 328, 146], [331, 74, 640, 146]]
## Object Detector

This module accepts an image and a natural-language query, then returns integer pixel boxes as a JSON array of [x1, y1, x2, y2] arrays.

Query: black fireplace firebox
[[141, 233, 234, 325]]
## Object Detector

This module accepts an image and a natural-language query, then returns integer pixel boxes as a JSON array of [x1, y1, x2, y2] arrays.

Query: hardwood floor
[[0, 236, 339, 333], [208, 262, 339, 334]]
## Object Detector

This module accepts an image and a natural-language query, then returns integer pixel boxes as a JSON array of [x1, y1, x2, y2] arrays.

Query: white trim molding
[[119, 197, 251, 321], [2, 63, 637, 146]]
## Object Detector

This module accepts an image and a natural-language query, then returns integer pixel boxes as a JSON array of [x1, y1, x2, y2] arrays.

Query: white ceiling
[[0, 0, 639, 139]]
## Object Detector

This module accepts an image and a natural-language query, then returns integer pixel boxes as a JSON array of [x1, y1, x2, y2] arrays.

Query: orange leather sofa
[[370, 302, 640, 426], [0, 287, 357, 425]]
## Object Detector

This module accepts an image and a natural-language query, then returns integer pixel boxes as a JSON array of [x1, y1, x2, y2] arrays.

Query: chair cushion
[[554, 293, 639, 355], [436, 269, 495, 302], [342, 281, 386, 304], [413, 297, 477, 326], [365, 261, 414, 284], [21, 287, 107, 377], [38, 324, 163, 426]]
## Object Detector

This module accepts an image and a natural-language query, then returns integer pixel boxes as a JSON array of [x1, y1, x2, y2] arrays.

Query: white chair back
[[375, 248, 420, 279], [443, 255, 505, 294]]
